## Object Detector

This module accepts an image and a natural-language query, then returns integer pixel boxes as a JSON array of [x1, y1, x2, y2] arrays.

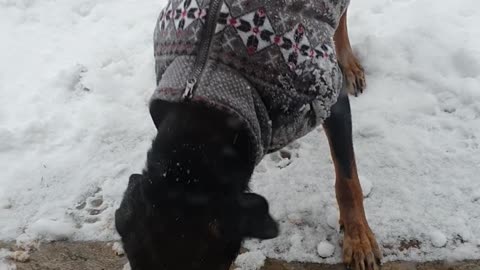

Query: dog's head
[[115, 174, 278, 270], [116, 103, 278, 269]]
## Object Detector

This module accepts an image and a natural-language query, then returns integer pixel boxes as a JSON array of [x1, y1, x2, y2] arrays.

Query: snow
[[25, 219, 75, 241], [360, 175, 373, 198], [326, 207, 339, 230], [0, 0, 479, 268], [0, 260, 16, 270], [112, 242, 125, 256], [234, 251, 266, 270], [429, 230, 447, 248], [0, 249, 15, 270], [317, 241, 335, 258], [9, 251, 29, 264]]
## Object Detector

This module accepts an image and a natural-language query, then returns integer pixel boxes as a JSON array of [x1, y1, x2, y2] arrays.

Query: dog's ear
[[237, 193, 279, 239], [116, 174, 144, 237], [129, 174, 143, 186], [149, 99, 169, 129]]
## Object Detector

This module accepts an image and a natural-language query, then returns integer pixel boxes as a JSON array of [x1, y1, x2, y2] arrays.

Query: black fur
[[115, 103, 278, 270], [323, 90, 354, 179]]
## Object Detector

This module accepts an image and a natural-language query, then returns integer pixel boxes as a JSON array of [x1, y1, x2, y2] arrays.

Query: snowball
[[472, 190, 480, 203], [112, 242, 125, 256], [15, 234, 39, 252], [326, 209, 339, 230], [234, 251, 266, 270], [287, 213, 304, 226], [317, 241, 335, 258], [0, 197, 11, 210], [0, 188, 11, 210], [430, 230, 447, 248], [11, 251, 29, 263]]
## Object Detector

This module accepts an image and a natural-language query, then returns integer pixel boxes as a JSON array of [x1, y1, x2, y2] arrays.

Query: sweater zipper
[[182, 0, 223, 100]]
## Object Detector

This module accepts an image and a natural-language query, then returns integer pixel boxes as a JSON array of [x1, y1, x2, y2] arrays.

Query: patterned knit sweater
[[151, 0, 348, 164]]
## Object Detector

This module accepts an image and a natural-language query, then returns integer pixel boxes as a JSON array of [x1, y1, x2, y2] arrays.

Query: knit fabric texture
[[151, 0, 348, 164]]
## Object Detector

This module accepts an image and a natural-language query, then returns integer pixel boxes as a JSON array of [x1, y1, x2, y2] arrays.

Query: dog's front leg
[[323, 91, 382, 270], [334, 9, 366, 96]]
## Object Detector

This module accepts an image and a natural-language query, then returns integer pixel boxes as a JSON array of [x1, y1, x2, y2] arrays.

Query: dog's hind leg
[[323, 90, 381, 270], [334, 8, 366, 96]]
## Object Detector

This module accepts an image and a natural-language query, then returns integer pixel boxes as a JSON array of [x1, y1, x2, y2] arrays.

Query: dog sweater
[[151, 0, 348, 164]]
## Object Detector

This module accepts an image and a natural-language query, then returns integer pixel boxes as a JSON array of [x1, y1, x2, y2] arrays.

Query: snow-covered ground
[[1, 0, 479, 267]]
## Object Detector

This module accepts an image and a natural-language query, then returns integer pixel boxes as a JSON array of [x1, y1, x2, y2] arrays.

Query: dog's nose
[[259, 216, 280, 239]]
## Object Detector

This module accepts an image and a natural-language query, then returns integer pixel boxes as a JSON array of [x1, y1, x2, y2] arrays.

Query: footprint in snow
[[269, 141, 301, 169], [68, 188, 107, 227]]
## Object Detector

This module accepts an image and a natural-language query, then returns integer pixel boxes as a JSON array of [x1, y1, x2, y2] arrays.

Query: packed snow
[[429, 230, 448, 248], [234, 251, 267, 270], [317, 241, 336, 258], [0, 0, 479, 268], [0, 249, 15, 270]]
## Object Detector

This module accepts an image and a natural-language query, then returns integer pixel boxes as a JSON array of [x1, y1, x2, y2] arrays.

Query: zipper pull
[[182, 78, 197, 100]]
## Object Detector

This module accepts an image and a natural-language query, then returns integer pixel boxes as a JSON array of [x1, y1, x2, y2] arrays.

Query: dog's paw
[[341, 220, 381, 270], [338, 53, 366, 97]]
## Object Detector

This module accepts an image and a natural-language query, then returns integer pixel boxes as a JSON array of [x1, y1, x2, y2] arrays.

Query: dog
[[116, 0, 381, 270]]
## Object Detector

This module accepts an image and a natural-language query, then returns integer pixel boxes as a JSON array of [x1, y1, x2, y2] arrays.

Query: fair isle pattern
[[215, 2, 335, 71], [159, 0, 207, 32], [153, 0, 347, 159], [157, 0, 336, 71], [174, 0, 207, 30], [158, 2, 173, 31], [235, 8, 275, 55]]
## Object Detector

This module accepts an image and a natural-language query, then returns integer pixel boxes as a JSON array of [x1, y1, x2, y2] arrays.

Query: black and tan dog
[[116, 1, 381, 270]]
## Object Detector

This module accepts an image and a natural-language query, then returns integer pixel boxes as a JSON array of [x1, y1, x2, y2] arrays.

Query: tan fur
[[324, 125, 382, 270], [334, 9, 367, 96]]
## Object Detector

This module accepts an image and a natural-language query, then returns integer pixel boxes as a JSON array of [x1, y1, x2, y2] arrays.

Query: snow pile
[[0, 0, 158, 241], [0, 249, 15, 270], [1, 0, 480, 267], [24, 219, 75, 241], [234, 251, 266, 270]]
